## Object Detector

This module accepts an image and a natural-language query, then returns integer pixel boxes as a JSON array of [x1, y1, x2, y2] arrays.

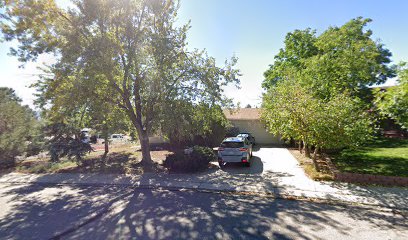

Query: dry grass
[[15, 143, 172, 174], [288, 149, 334, 181]]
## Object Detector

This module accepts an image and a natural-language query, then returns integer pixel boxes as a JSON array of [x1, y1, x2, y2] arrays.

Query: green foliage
[[45, 123, 93, 162], [261, 17, 390, 171], [0, 87, 42, 168], [263, 28, 318, 89], [163, 146, 216, 172], [1, 0, 241, 167], [162, 102, 228, 147], [263, 17, 395, 100], [262, 79, 373, 150], [374, 62, 408, 129]]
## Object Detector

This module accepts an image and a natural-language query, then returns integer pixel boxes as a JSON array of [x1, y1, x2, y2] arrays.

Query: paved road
[[0, 182, 407, 240]]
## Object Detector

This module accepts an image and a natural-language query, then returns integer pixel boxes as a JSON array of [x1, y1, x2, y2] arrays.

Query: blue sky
[[1, 0, 407, 107]]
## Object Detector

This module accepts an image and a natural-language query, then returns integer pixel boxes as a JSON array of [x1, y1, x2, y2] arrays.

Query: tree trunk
[[102, 136, 109, 160], [138, 129, 154, 171], [298, 140, 302, 153], [312, 146, 320, 172], [303, 141, 311, 158]]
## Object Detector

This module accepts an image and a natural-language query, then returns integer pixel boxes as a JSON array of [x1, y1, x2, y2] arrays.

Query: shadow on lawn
[[0, 179, 406, 240], [333, 153, 408, 177], [364, 138, 408, 148], [73, 152, 137, 174]]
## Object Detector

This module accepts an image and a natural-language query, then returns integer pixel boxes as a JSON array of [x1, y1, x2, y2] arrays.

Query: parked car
[[80, 128, 91, 143], [110, 134, 128, 143], [237, 132, 256, 146], [218, 137, 253, 167]]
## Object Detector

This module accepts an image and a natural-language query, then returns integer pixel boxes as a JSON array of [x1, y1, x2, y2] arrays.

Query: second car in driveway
[[218, 137, 253, 167]]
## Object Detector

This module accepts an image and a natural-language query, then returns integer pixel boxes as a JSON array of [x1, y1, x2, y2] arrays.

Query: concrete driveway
[[206, 147, 321, 191]]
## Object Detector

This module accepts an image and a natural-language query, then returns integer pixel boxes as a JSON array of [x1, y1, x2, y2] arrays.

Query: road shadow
[[0, 181, 134, 240], [1, 171, 407, 239], [61, 188, 408, 239]]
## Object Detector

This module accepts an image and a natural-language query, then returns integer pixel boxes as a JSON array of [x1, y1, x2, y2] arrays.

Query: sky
[[1, 0, 408, 108]]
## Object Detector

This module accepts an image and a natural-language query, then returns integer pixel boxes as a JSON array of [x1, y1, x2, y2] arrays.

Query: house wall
[[229, 119, 282, 145]]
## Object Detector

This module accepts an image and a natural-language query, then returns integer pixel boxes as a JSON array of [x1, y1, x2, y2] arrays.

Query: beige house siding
[[229, 119, 282, 145], [224, 108, 282, 145]]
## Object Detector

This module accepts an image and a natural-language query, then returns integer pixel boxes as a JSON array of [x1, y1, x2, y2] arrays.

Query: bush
[[49, 138, 93, 163], [163, 146, 216, 173], [44, 123, 93, 163]]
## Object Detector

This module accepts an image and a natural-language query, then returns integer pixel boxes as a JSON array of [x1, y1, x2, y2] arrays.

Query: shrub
[[45, 123, 93, 163], [163, 146, 216, 173]]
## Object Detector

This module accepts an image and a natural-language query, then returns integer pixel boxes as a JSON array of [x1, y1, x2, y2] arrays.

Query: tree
[[374, 62, 408, 129], [0, 87, 41, 167], [34, 67, 133, 160], [262, 79, 373, 171], [245, 104, 252, 108], [162, 102, 228, 147], [262, 28, 318, 89], [263, 17, 395, 100], [1, 0, 240, 170]]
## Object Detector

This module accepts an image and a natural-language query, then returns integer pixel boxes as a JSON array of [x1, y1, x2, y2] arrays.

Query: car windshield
[[221, 141, 244, 148]]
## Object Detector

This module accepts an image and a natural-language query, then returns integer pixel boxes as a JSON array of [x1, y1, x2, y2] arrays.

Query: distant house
[[224, 108, 282, 145]]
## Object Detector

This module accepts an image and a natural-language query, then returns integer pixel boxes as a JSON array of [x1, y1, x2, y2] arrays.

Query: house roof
[[223, 108, 261, 120]]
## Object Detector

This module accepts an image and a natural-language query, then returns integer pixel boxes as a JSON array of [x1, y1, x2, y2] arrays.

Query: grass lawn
[[332, 138, 408, 177]]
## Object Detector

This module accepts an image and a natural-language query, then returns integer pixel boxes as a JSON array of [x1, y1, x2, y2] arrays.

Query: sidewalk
[[1, 171, 407, 210]]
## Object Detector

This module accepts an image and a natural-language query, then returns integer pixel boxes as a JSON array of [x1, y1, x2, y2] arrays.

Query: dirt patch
[[14, 143, 173, 175]]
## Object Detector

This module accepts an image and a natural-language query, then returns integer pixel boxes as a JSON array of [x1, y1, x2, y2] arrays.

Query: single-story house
[[224, 108, 282, 145]]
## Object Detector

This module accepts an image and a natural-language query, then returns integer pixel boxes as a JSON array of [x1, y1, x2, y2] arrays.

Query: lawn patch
[[332, 138, 408, 177]]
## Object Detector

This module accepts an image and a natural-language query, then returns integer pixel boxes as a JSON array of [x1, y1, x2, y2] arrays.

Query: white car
[[217, 137, 253, 167]]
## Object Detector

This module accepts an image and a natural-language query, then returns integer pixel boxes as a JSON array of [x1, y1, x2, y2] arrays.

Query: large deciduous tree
[[261, 17, 393, 171], [262, 79, 373, 171], [1, 0, 240, 170], [263, 17, 394, 100]]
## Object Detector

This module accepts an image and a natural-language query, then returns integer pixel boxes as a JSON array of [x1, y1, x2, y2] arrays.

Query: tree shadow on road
[[63, 188, 407, 240], [0, 175, 407, 240]]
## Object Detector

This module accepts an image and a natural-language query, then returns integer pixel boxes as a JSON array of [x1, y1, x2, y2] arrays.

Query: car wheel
[[244, 162, 250, 167]]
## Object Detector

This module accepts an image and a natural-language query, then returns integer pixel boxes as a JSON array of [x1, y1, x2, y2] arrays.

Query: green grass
[[332, 138, 408, 177]]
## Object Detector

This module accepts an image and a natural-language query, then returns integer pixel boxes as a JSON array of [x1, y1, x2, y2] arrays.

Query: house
[[224, 108, 282, 145]]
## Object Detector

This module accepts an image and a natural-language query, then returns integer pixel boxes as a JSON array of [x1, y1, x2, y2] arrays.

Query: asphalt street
[[0, 182, 407, 240]]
